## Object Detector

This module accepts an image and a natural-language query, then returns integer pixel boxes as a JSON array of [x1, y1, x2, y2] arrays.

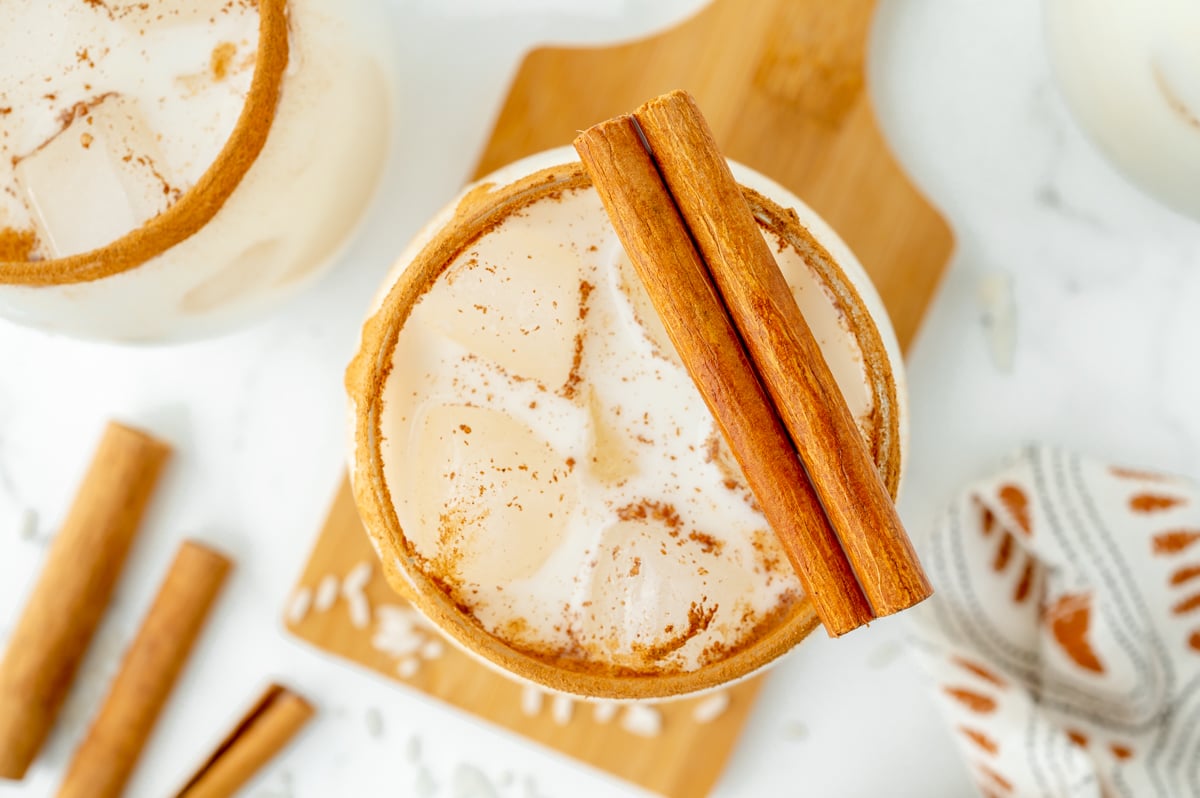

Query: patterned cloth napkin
[[910, 446, 1200, 798]]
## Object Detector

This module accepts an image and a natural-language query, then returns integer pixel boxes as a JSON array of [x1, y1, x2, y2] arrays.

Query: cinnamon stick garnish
[[0, 422, 171, 781], [57, 541, 232, 798], [575, 116, 873, 635], [634, 90, 932, 616], [174, 684, 315, 798]]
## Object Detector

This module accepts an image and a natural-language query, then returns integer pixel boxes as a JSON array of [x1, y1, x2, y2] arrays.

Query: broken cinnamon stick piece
[[575, 115, 872, 635], [174, 684, 315, 798], [633, 90, 932, 616], [57, 540, 232, 798]]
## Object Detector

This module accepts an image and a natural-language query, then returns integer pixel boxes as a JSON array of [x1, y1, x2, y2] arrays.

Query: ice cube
[[583, 387, 638, 485], [414, 224, 584, 391], [614, 245, 679, 365], [402, 404, 577, 587], [14, 94, 177, 258], [576, 507, 703, 665]]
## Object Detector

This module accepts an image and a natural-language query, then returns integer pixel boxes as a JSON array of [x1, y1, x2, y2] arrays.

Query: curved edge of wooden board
[[475, 0, 955, 351]]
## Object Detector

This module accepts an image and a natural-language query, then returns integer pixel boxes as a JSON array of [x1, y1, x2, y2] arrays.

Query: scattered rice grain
[[620, 705, 663, 737], [365, 706, 383, 738], [452, 763, 500, 798], [286, 587, 312, 625], [373, 629, 424, 658], [16, 508, 37, 541], [343, 560, 373, 593], [592, 701, 618, 723], [397, 657, 421, 679], [314, 574, 339, 612], [520, 685, 543, 717], [347, 591, 371, 629], [692, 692, 730, 723], [405, 734, 423, 764], [419, 639, 445, 660], [550, 694, 573, 725]]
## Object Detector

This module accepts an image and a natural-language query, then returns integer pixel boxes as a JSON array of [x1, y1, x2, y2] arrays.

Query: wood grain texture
[[288, 0, 952, 795], [475, 0, 952, 348], [0, 422, 171, 781]]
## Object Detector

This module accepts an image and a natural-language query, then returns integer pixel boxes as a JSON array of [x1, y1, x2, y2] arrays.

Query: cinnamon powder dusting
[[56, 92, 116, 129], [210, 42, 237, 80], [616, 499, 682, 531], [633, 601, 718, 662], [560, 334, 585, 400], [558, 279, 595, 400], [0, 228, 37, 261]]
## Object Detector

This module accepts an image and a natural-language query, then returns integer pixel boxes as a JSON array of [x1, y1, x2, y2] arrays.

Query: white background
[[2, 0, 1199, 796]]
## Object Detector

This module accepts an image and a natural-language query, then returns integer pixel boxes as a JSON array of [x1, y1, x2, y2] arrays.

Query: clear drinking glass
[[346, 147, 908, 700], [0, 0, 394, 341]]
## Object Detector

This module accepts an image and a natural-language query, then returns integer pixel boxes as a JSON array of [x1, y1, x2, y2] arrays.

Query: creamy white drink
[[0, 0, 393, 341], [0, 1, 258, 259], [1045, 0, 1200, 219], [349, 149, 906, 698]]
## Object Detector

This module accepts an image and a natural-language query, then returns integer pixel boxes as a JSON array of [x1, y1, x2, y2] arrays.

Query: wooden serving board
[[286, 1, 953, 796]]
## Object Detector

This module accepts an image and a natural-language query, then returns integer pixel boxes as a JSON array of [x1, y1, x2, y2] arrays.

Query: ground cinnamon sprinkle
[[751, 529, 783, 575], [616, 499, 683, 531], [687, 530, 723, 555], [55, 92, 115, 131], [698, 592, 800, 666], [211, 42, 237, 80], [578, 279, 595, 319], [0, 227, 37, 261], [634, 600, 718, 661]]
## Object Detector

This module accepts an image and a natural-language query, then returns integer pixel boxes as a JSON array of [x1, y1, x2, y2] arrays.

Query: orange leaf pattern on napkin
[[912, 448, 1200, 797]]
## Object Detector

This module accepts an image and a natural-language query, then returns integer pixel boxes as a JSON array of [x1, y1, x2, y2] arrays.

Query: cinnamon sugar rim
[[0, 0, 289, 287], [347, 161, 902, 700]]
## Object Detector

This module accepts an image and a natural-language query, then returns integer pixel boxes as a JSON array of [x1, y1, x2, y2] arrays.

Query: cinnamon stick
[[57, 540, 232, 798], [0, 421, 171, 781], [575, 116, 873, 635], [633, 90, 932, 616], [174, 684, 315, 798]]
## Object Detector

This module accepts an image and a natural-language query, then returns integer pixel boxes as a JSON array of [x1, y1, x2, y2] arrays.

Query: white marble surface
[[2, 1, 1199, 796]]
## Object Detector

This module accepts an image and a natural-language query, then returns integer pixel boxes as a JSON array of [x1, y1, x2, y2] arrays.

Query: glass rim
[[346, 156, 904, 699], [0, 0, 289, 287]]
